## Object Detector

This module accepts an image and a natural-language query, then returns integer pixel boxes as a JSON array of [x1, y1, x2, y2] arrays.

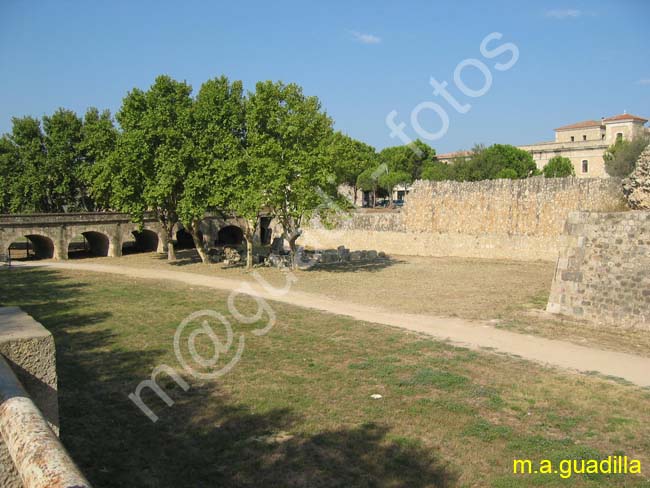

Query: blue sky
[[1, 0, 649, 153]]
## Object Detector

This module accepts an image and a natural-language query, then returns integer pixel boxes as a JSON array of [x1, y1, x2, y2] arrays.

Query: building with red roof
[[518, 112, 648, 177]]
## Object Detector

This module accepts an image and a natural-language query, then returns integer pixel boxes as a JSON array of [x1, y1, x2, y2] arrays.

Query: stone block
[[0, 307, 58, 487]]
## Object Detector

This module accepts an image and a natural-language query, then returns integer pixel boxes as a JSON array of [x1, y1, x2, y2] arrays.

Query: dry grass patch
[[58, 250, 650, 356], [1, 267, 649, 487]]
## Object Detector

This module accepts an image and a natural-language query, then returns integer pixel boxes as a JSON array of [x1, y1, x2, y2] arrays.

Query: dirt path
[[12, 261, 650, 388]]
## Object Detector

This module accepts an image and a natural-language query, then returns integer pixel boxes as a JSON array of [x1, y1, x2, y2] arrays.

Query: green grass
[[1, 267, 649, 487]]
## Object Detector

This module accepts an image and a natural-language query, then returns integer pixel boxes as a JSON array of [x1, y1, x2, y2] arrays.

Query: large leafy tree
[[543, 156, 575, 178], [327, 131, 376, 204], [467, 144, 538, 180], [99, 75, 194, 260], [604, 136, 649, 177], [1, 109, 115, 213], [378, 169, 411, 207], [1, 116, 48, 212], [42, 108, 84, 211], [421, 161, 453, 181], [0, 135, 17, 213], [246, 80, 335, 267], [378, 140, 435, 181], [80, 108, 118, 210], [356, 166, 383, 207], [179, 76, 246, 264]]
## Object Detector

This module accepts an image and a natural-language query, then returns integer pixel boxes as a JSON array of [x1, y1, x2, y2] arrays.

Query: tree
[[42, 108, 84, 211], [0, 135, 16, 213], [356, 166, 381, 207], [80, 108, 118, 210], [604, 136, 650, 177], [180, 76, 246, 265], [495, 168, 518, 179], [543, 156, 575, 178], [458, 144, 538, 181], [379, 169, 411, 206], [327, 131, 376, 204], [2, 116, 48, 212], [421, 161, 453, 181], [246, 80, 335, 268], [97, 75, 194, 261], [377, 140, 435, 181]]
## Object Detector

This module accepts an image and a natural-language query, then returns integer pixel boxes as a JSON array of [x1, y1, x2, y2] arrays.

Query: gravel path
[[14, 261, 650, 387]]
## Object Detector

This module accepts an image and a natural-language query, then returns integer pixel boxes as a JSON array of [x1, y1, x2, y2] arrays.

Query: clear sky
[[1, 0, 649, 153]]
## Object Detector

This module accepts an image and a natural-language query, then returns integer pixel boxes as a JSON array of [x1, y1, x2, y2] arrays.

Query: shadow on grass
[[0, 267, 457, 488]]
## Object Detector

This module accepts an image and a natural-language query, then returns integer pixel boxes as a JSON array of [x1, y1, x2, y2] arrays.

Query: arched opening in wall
[[68, 231, 110, 259], [7, 235, 54, 260], [123, 230, 160, 255], [175, 228, 202, 250], [216, 225, 243, 246], [260, 217, 272, 245]]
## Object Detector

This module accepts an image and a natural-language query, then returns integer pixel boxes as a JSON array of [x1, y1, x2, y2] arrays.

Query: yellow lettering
[[559, 459, 572, 479], [539, 460, 552, 474], [513, 459, 532, 474]]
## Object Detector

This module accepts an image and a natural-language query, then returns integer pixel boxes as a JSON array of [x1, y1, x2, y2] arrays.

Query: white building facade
[[518, 113, 649, 177]]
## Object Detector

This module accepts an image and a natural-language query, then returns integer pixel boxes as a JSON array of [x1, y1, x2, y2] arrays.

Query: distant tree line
[[7, 74, 638, 267], [0, 76, 350, 268]]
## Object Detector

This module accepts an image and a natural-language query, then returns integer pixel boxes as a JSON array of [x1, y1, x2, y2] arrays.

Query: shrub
[[543, 156, 575, 178]]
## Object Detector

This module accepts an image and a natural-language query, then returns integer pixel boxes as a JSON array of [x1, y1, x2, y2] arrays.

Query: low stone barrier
[[0, 306, 91, 487], [547, 212, 650, 330]]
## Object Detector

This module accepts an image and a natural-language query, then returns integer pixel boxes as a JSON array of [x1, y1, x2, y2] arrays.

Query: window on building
[[570, 136, 574, 142], [583, 135, 587, 141], [616, 132, 623, 142], [582, 160, 588, 173], [601, 134, 605, 140]]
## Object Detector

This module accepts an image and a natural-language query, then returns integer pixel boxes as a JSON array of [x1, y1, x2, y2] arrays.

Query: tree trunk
[[189, 221, 209, 264], [244, 233, 254, 270], [167, 239, 176, 261], [165, 227, 176, 261], [372, 187, 377, 208], [288, 236, 298, 269]]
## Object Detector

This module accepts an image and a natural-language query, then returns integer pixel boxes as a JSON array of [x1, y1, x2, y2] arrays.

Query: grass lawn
[[70, 251, 650, 357], [1, 267, 649, 487]]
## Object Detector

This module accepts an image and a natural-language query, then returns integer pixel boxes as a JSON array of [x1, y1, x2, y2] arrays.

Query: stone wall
[[300, 177, 627, 261], [546, 211, 650, 330], [0, 307, 58, 487], [0, 212, 252, 261]]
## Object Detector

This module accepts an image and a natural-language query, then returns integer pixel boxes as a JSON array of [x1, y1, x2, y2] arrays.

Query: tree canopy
[[0, 109, 116, 214], [604, 136, 650, 177], [94, 75, 195, 260], [543, 156, 575, 178], [326, 131, 376, 202], [421, 144, 539, 182], [245, 80, 335, 266]]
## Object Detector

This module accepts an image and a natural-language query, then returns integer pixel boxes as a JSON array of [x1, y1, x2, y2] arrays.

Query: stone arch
[[67, 231, 110, 258], [175, 228, 202, 250], [130, 229, 160, 253], [216, 225, 244, 246], [6, 234, 55, 260]]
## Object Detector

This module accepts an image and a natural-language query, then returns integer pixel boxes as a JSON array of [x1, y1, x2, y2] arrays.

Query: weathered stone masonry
[[547, 211, 650, 330], [300, 177, 627, 261], [0, 212, 252, 261]]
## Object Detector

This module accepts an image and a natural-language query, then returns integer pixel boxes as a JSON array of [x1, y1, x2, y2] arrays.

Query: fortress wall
[[547, 211, 650, 330], [300, 177, 627, 261]]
